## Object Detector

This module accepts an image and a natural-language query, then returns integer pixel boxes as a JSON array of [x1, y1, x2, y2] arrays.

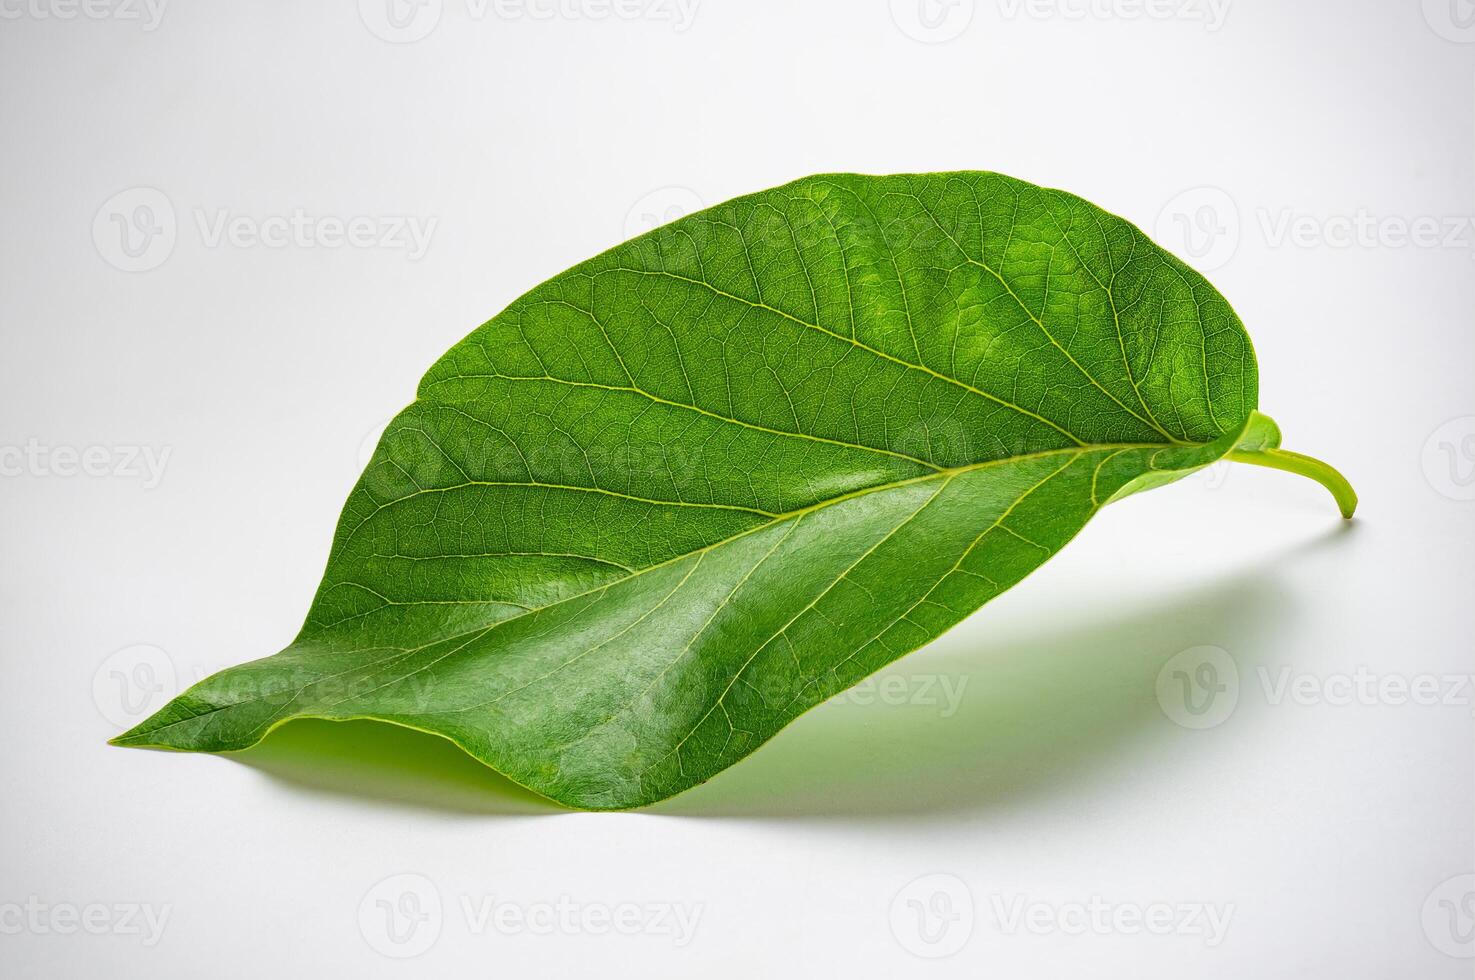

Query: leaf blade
[[115, 171, 1280, 808]]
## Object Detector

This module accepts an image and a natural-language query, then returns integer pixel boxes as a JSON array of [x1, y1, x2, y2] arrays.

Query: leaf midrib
[[311, 438, 1182, 645]]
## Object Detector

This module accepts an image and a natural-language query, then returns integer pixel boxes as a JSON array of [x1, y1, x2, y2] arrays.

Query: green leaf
[[112, 172, 1355, 810]]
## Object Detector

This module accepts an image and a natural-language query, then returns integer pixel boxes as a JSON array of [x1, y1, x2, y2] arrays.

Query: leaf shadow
[[231, 717, 559, 816], [231, 523, 1354, 820], [653, 523, 1357, 822]]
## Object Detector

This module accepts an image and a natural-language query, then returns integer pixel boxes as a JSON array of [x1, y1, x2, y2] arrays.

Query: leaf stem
[[1226, 448, 1358, 519]]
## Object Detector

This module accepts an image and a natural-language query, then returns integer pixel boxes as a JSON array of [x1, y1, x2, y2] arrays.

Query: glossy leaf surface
[[114, 172, 1352, 809]]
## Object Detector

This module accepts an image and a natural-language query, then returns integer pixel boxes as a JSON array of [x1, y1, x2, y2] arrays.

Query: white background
[[2, 1, 1473, 976]]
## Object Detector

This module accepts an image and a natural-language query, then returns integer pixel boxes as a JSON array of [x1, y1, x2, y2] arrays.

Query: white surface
[[2, 2, 1472, 976]]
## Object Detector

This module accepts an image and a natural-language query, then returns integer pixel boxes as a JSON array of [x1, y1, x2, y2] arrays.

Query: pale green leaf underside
[[115, 171, 1275, 809]]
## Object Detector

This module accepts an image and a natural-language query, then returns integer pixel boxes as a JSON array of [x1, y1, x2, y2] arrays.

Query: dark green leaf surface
[[114, 172, 1352, 809]]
